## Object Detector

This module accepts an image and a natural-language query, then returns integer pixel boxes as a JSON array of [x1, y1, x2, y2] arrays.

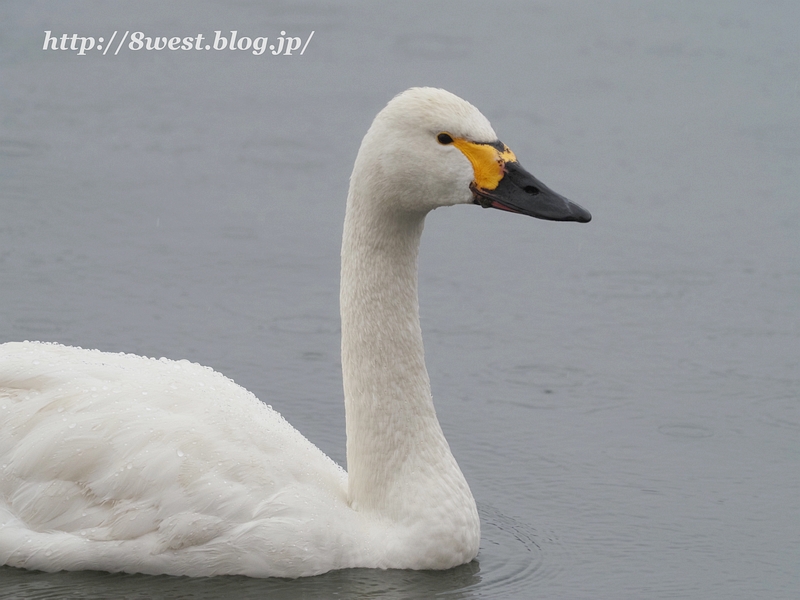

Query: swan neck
[[340, 201, 459, 516]]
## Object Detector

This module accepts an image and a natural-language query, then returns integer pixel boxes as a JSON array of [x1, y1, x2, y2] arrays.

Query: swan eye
[[437, 132, 454, 145]]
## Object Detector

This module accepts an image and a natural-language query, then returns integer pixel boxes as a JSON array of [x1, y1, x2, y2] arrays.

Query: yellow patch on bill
[[451, 139, 517, 191]]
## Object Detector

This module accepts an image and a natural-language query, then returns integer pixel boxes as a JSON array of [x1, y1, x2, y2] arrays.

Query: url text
[[42, 30, 315, 56]]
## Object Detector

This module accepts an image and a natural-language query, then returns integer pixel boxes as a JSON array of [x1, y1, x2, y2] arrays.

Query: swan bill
[[455, 138, 591, 223]]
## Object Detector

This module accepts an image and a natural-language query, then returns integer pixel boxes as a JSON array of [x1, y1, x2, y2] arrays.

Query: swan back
[[0, 342, 357, 577]]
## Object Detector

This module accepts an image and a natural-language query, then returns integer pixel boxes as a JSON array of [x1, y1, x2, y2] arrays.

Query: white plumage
[[0, 343, 363, 576], [0, 88, 589, 578]]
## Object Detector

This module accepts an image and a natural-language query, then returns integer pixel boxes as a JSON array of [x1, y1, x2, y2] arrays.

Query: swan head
[[349, 87, 591, 223]]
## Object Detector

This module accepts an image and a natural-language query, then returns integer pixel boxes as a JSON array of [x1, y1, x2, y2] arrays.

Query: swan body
[[0, 88, 590, 578]]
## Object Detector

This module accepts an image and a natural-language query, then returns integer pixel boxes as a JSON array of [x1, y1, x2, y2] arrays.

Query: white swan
[[0, 87, 590, 578]]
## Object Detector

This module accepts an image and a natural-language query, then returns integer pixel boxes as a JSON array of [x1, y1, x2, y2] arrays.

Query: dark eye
[[437, 132, 454, 145]]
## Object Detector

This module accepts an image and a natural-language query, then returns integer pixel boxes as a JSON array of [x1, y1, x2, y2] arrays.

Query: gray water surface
[[1, 1, 798, 598]]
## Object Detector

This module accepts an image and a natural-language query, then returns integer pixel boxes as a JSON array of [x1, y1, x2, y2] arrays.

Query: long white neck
[[340, 188, 475, 525]]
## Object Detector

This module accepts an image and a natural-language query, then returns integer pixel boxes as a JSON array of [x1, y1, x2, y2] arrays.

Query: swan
[[0, 87, 590, 578]]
